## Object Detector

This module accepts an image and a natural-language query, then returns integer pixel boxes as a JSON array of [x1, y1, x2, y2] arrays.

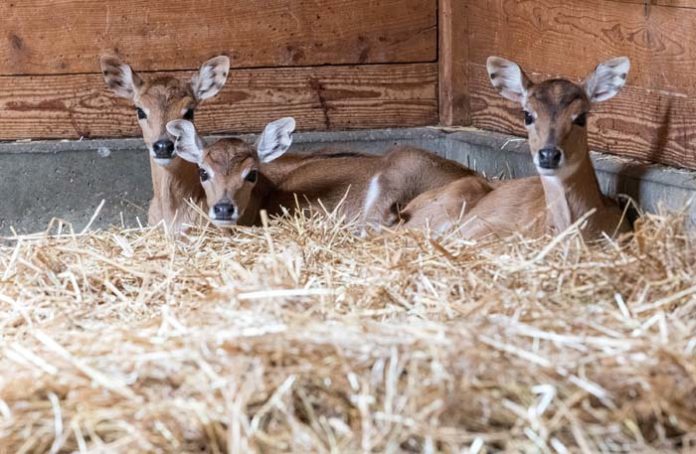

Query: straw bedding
[[0, 208, 695, 453]]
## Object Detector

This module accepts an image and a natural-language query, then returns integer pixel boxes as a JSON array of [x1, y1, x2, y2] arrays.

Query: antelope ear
[[257, 117, 296, 163], [166, 120, 205, 164], [191, 55, 231, 101], [583, 57, 630, 103], [486, 56, 532, 104], [100, 55, 144, 99]]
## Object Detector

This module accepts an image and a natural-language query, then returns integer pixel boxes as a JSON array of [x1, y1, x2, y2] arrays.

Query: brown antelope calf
[[100, 55, 230, 231], [165, 118, 487, 228], [402, 56, 634, 240]]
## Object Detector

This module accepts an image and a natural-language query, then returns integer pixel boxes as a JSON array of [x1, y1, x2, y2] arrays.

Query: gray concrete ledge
[[1, 127, 694, 234]]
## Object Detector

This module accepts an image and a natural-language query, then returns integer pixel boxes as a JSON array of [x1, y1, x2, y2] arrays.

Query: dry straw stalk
[[0, 208, 695, 453]]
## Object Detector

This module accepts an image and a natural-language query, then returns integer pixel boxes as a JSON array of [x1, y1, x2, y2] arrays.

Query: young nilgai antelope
[[165, 118, 487, 228], [402, 56, 634, 240], [101, 55, 230, 232]]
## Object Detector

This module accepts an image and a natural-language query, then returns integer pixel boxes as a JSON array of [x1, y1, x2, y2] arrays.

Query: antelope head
[[101, 55, 230, 167], [166, 117, 296, 226], [487, 56, 630, 178]]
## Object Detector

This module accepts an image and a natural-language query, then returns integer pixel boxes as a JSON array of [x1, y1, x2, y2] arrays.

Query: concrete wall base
[[1, 128, 694, 234]]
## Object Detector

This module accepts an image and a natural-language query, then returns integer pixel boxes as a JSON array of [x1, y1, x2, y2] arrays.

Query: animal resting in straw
[[165, 118, 489, 228], [401, 56, 635, 240], [100, 55, 230, 233]]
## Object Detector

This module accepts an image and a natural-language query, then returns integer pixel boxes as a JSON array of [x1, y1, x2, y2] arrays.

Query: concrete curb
[[1, 128, 694, 233]]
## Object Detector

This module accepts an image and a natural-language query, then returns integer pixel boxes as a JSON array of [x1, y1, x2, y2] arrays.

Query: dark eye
[[573, 113, 588, 127], [245, 169, 258, 183], [136, 107, 147, 120], [183, 109, 194, 121], [198, 167, 209, 182], [523, 110, 535, 126]]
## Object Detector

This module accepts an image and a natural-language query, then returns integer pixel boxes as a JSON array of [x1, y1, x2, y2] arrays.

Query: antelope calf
[[402, 56, 634, 240], [100, 55, 230, 232], [165, 118, 487, 228]]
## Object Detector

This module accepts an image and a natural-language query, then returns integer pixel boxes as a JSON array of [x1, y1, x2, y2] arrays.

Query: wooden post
[[439, 0, 470, 126]]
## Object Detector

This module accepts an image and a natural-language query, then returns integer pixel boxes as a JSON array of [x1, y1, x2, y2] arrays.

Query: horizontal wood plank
[[468, 63, 696, 170], [0, 63, 438, 140], [613, 0, 696, 8], [1, 0, 436, 76], [467, 0, 696, 95]]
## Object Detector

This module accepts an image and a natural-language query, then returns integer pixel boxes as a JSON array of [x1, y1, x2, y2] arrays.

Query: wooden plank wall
[[6, 0, 696, 172], [442, 0, 696, 170], [0, 0, 438, 140]]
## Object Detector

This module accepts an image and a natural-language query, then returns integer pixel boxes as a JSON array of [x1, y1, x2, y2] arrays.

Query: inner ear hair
[[584, 57, 630, 103], [99, 55, 143, 99], [487, 56, 532, 103], [192, 55, 231, 101], [256, 117, 296, 163], [166, 120, 205, 163]]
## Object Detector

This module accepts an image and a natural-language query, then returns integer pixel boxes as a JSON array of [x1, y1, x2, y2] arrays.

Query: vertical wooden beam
[[439, 0, 470, 126]]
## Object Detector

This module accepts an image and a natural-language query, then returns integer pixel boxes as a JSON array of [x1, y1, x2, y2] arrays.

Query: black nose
[[538, 147, 562, 169], [213, 203, 236, 220], [153, 140, 175, 159]]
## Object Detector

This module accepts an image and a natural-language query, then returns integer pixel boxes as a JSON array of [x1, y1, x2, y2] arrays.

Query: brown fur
[[403, 69, 633, 240], [400, 176, 493, 233], [101, 56, 229, 233], [526, 80, 589, 168], [193, 141, 483, 227], [133, 78, 197, 149], [196, 139, 258, 225], [134, 77, 205, 231], [148, 156, 205, 231]]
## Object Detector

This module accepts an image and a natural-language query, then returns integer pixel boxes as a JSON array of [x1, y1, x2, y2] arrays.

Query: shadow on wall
[[614, 96, 674, 213]]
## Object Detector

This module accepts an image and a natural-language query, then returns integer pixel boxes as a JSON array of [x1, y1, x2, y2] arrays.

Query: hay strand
[[0, 209, 695, 452]]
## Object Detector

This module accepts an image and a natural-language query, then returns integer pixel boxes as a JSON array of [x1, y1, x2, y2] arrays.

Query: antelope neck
[[538, 137, 605, 233], [150, 157, 202, 204]]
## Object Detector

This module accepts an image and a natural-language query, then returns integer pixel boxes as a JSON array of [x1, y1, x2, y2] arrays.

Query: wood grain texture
[[466, 0, 696, 169], [468, 0, 696, 95], [438, 0, 470, 126], [469, 63, 696, 170], [0, 63, 438, 140], [1, 0, 436, 76], [615, 0, 696, 8]]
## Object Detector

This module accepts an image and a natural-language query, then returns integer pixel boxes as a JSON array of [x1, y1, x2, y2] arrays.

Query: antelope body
[[100, 55, 230, 232], [402, 56, 634, 240], [166, 118, 487, 228]]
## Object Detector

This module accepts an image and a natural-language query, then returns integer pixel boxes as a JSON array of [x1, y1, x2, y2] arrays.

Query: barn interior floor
[[1, 128, 695, 235]]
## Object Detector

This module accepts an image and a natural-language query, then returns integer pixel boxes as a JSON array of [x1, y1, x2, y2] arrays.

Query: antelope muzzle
[[537, 147, 562, 170]]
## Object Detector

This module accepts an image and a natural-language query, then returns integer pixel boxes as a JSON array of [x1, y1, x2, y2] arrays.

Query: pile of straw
[[1, 209, 695, 453]]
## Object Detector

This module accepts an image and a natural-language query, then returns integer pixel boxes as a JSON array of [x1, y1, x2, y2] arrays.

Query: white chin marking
[[153, 158, 174, 167], [537, 158, 581, 180], [213, 219, 238, 228], [536, 167, 558, 177]]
